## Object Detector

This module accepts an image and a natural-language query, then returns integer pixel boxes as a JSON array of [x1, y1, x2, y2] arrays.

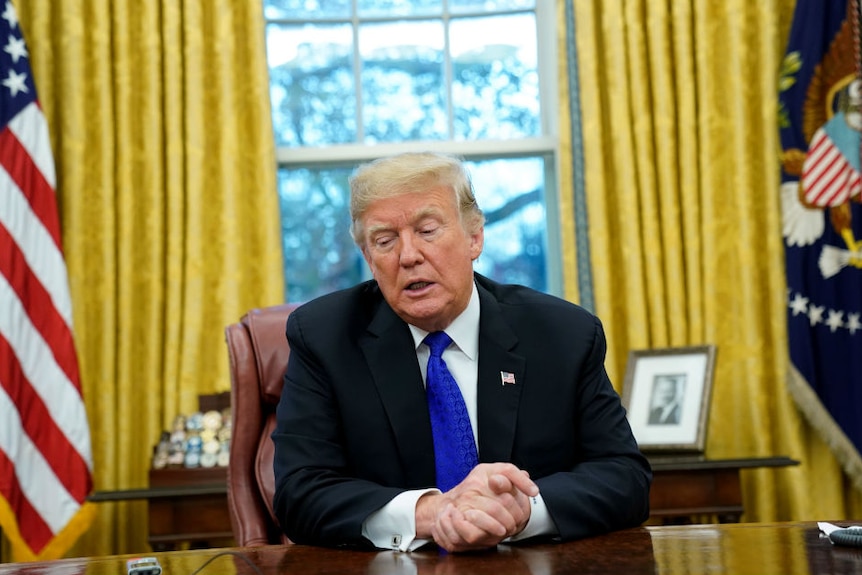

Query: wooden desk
[[1, 522, 860, 574], [86, 456, 799, 551], [647, 456, 799, 523]]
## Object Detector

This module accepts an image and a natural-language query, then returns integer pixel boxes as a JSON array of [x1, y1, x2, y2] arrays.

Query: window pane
[[468, 157, 547, 292], [267, 23, 356, 147], [358, 0, 442, 17], [264, 0, 350, 20], [277, 166, 364, 303], [359, 21, 447, 143], [449, 0, 535, 12], [451, 14, 539, 139]]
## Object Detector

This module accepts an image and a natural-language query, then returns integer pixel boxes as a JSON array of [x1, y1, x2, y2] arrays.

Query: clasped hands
[[416, 463, 539, 553]]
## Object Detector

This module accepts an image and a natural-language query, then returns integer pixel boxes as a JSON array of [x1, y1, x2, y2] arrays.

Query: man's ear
[[469, 227, 484, 261]]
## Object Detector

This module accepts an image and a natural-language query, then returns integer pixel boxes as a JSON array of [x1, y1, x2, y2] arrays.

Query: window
[[264, 0, 561, 303]]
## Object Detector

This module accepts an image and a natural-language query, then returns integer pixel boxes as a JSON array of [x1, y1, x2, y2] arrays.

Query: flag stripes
[[8, 102, 58, 190], [0, 117, 61, 250], [0, 222, 79, 385], [0, 164, 73, 328], [0, 387, 81, 539], [803, 129, 862, 207], [0, 268, 91, 484], [0, 330, 90, 503], [0, 449, 54, 553]]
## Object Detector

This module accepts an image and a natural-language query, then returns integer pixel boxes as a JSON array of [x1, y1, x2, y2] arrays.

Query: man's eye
[[374, 236, 394, 248]]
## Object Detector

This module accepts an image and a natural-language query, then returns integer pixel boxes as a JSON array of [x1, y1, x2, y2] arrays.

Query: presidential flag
[[0, 0, 95, 560], [779, 0, 862, 483]]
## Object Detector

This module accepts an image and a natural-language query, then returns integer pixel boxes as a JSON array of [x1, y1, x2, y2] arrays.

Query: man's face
[[655, 378, 677, 404], [360, 184, 483, 333]]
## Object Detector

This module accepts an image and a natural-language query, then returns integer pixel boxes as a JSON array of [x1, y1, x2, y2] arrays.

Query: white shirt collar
[[408, 282, 479, 360]]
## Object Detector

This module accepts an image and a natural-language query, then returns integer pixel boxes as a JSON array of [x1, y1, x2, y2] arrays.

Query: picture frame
[[621, 345, 717, 454]]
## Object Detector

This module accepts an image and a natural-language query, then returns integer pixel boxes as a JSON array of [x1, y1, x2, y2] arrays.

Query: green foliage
[[778, 51, 801, 94], [777, 51, 802, 129]]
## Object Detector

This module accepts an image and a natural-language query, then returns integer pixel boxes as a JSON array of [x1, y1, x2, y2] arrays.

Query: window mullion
[[443, 3, 454, 140], [353, 0, 364, 143]]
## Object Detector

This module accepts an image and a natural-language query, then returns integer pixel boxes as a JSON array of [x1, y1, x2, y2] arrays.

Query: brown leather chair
[[224, 304, 299, 547]]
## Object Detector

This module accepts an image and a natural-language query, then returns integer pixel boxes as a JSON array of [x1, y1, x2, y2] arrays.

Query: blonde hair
[[349, 152, 485, 246]]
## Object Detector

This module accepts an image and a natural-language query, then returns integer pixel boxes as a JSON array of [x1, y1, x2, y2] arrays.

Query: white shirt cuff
[[362, 489, 439, 551], [506, 492, 557, 542]]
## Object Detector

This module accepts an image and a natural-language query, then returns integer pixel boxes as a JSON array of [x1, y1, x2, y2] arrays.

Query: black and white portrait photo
[[647, 374, 686, 425]]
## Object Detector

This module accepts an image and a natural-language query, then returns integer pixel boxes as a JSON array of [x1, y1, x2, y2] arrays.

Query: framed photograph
[[621, 345, 717, 453]]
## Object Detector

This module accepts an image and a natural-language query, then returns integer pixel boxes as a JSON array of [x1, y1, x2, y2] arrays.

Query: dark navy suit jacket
[[272, 274, 651, 548]]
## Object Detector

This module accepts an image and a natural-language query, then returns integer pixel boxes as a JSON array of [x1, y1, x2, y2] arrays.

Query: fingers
[[432, 504, 504, 553], [453, 463, 537, 499], [458, 490, 523, 536], [487, 467, 539, 498]]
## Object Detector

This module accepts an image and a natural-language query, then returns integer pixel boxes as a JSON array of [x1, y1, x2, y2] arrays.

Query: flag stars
[[825, 309, 844, 332], [848, 313, 861, 335], [4, 34, 26, 63], [789, 293, 809, 316], [2, 67, 27, 97], [808, 304, 824, 326], [788, 290, 861, 336], [2, 2, 17, 30]]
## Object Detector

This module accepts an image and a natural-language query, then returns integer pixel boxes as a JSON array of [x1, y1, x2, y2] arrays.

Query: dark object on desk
[[830, 526, 862, 547], [126, 557, 162, 575], [224, 304, 299, 547]]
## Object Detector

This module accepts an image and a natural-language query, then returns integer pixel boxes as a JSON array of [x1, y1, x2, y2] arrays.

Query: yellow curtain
[[16, 0, 284, 557], [564, 0, 862, 521]]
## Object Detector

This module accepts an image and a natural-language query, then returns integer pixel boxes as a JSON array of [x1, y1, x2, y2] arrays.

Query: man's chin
[[396, 302, 450, 332]]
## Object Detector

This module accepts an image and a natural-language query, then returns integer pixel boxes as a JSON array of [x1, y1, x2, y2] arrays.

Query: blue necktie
[[424, 331, 479, 492]]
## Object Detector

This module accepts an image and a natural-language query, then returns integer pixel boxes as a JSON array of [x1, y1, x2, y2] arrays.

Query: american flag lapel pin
[[500, 371, 516, 386]]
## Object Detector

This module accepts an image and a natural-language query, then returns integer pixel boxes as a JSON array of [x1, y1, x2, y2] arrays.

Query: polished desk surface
[[2, 521, 861, 575]]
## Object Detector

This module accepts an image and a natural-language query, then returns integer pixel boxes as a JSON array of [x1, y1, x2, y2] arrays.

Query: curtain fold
[[16, 0, 284, 556], [566, 0, 862, 521]]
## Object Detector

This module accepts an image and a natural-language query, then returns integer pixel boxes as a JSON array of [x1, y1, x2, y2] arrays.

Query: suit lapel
[[359, 304, 436, 487], [476, 284, 525, 464]]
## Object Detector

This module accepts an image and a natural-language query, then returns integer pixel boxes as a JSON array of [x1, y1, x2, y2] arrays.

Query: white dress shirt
[[361, 283, 556, 551]]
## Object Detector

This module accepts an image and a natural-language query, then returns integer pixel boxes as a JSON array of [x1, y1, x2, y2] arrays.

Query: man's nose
[[399, 233, 424, 266]]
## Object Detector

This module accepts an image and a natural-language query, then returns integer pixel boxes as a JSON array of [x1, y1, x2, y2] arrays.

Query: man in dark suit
[[272, 152, 651, 553]]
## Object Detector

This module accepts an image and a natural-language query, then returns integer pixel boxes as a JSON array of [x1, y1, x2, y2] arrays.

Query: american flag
[[0, 0, 94, 561]]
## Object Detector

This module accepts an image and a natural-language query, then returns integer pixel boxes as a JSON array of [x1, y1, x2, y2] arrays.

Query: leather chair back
[[225, 303, 299, 546]]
